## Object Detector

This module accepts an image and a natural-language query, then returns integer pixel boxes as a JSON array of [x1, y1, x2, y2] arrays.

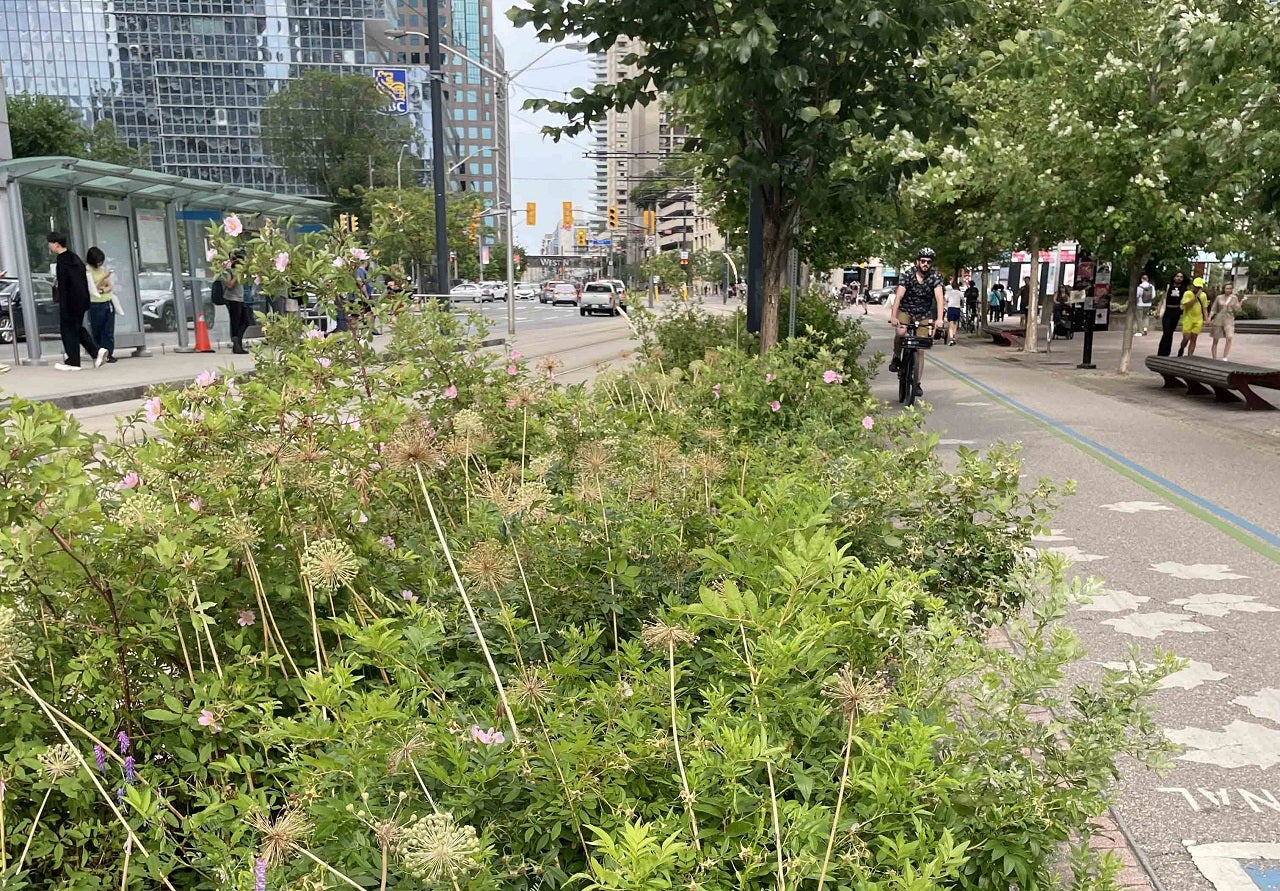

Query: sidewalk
[[864, 316, 1280, 891]]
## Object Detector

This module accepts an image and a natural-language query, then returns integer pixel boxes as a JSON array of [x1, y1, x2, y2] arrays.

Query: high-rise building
[[593, 40, 719, 267], [385, 0, 507, 209], [0, 1, 443, 194]]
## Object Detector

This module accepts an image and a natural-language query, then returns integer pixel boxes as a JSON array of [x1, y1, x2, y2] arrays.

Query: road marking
[[927, 355, 1280, 565], [1186, 842, 1280, 890]]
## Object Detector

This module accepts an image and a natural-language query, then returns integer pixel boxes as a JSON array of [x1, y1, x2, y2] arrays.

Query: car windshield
[[138, 272, 175, 291], [585, 285, 611, 293]]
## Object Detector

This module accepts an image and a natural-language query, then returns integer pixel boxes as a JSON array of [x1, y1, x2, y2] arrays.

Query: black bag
[[210, 278, 226, 306]]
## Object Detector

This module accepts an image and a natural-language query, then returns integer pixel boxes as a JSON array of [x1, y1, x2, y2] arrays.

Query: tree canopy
[[8, 94, 146, 166], [512, 0, 967, 349], [261, 71, 419, 210]]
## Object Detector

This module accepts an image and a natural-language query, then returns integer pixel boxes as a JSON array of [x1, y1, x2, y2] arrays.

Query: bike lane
[[867, 325, 1280, 891]]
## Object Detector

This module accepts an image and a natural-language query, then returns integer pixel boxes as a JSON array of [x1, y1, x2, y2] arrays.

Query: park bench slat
[[1145, 355, 1280, 410]]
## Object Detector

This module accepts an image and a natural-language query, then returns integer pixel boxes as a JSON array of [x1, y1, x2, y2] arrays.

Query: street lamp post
[[396, 143, 411, 190], [387, 29, 587, 338]]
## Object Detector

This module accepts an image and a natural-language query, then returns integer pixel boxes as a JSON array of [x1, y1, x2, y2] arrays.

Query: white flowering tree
[[902, 0, 1278, 367]]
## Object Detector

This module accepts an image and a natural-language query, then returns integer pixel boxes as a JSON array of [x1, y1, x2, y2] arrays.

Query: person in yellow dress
[[1177, 276, 1209, 357]]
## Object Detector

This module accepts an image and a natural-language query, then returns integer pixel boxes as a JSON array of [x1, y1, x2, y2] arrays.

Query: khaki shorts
[[897, 311, 934, 335], [1212, 316, 1235, 339]]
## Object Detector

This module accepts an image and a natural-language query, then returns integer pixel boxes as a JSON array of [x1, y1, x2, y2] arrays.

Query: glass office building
[[0, 1, 444, 194]]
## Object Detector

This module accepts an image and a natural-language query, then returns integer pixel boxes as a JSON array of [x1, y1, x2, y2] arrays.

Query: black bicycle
[[897, 315, 936, 407]]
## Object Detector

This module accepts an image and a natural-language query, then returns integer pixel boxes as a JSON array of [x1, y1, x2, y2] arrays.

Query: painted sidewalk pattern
[[876, 342, 1280, 891]]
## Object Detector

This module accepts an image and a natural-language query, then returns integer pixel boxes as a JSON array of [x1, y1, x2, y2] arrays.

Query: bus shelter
[[0, 156, 330, 364]]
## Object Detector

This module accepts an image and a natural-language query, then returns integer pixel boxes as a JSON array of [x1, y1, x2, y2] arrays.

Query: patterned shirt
[[898, 269, 943, 318]]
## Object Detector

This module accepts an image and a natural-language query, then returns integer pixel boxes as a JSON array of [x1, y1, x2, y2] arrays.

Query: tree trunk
[[758, 206, 790, 352], [1022, 233, 1041, 354], [1117, 250, 1149, 375]]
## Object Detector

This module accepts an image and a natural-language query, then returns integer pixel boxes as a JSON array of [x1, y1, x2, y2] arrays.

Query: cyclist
[[888, 248, 945, 396]]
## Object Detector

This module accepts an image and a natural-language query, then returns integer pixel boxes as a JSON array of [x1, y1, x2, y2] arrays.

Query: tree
[[513, 0, 966, 350], [261, 71, 418, 210], [8, 94, 144, 164], [365, 188, 487, 289]]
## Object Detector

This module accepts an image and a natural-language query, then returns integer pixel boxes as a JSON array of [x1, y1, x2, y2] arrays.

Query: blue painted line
[[927, 354, 1280, 552], [1243, 862, 1280, 890]]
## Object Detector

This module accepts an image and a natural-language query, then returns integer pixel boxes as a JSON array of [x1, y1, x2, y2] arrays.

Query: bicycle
[[895, 314, 937, 407], [961, 305, 979, 334]]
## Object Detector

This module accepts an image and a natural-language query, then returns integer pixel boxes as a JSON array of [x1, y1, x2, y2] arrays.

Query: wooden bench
[[1145, 355, 1280, 411], [983, 323, 1026, 346]]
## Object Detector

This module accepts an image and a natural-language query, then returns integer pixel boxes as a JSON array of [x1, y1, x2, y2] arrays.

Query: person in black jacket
[[48, 232, 106, 371]]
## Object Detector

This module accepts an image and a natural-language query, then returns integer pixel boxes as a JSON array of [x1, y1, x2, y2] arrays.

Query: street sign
[[644, 235, 656, 248], [679, 249, 689, 261], [589, 237, 613, 246], [480, 245, 490, 266], [373, 68, 409, 115]]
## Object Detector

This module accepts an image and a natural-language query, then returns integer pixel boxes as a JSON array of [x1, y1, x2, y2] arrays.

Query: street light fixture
[[396, 142, 412, 190], [385, 28, 589, 338]]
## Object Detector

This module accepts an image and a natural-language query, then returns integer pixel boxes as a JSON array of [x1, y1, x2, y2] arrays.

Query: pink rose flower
[[205, 247, 217, 263], [274, 251, 290, 272], [507, 364, 518, 375], [119, 471, 140, 490], [510, 350, 522, 360], [222, 215, 243, 237], [770, 400, 781, 412], [237, 610, 256, 627], [331, 256, 345, 268], [862, 416, 874, 430], [304, 328, 325, 340], [350, 247, 369, 261], [822, 369, 843, 384], [194, 369, 218, 388], [189, 497, 202, 512], [317, 357, 332, 369], [765, 373, 775, 383], [443, 385, 458, 399], [197, 709, 222, 731], [143, 396, 163, 423]]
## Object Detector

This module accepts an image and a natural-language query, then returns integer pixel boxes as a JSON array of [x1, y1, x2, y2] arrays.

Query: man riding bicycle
[[888, 247, 945, 397]]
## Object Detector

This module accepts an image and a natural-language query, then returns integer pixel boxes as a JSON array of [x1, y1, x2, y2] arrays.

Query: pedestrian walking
[[1177, 276, 1209, 357], [988, 283, 1003, 322], [1135, 273, 1156, 335], [1017, 276, 1030, 318], [1155, 271, 1187, 356], [85, 246, 123, 363], [964, 278, 979, 322], [47, 232, 106, 371], [223, 254, 251, 354], [1209, 282, 1244, 360], [944, 277, 964, 345]]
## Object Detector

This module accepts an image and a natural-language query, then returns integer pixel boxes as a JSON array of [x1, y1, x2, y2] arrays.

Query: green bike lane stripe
[[928, 354, 1280, 567]]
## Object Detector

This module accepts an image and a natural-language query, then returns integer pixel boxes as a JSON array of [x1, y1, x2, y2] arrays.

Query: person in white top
[[944, 277, 965, 345], [1135, 273, 1156, 335]]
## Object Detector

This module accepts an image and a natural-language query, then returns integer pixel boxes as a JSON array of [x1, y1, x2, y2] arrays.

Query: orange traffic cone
[[193, 312, 215, 353]]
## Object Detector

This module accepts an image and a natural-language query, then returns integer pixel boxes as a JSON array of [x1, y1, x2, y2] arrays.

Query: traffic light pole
[[426, 1, 450, 295]]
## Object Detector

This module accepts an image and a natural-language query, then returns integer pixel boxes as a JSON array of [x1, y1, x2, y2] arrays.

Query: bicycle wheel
[[897, 351, 910, 403], [903, 351, 918, 407]]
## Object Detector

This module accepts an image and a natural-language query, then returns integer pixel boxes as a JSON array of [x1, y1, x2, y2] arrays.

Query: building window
[[467, 108, 477, 121], [483, 181, 493, 192], [483, 163, 493, 174], [480, 127, 491, 139], [468, 127, 478, 138], [453, 109, 464, 121]]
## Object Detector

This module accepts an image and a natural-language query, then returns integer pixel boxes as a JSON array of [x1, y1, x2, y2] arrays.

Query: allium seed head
[[641, 620, 698, 652], [460, 540, 514, 589], [0, 606, 33, 672], [39, 743, 79, 780], [300, 538, 359, 591], [248, 807, 313, 867], [400, 812, 481, 882], [823, 663, 887, 720]]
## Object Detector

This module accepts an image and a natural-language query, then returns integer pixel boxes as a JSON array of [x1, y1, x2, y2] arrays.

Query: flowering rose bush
[[0, 238, 1170, 890]]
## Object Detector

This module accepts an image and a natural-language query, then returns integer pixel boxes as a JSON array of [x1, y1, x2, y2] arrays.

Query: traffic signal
[[338, 213, 349, 231], [526, 202, 537, 226], [469, 220, 478, 243], [607, 206, 619, 229], [562, 201, 574, 227], [679, 249, 689, 267], [350, 214, 359, 231], [642, 209, 655, 234], [575, 228, 586, 247]]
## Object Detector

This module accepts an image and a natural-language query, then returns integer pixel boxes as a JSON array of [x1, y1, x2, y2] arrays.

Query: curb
[[1, 336, 508, 413]]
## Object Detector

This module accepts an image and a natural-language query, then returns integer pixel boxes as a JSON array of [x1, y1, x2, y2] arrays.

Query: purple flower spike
[[123, 756, 136, 784], [94, 744, 106, 774], [117, 787, 126, 804], [117, 731, 130, 754], [254, 858, 267, 891]]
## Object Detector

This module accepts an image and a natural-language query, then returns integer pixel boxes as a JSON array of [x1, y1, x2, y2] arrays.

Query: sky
[[491, 6, 598, 251]]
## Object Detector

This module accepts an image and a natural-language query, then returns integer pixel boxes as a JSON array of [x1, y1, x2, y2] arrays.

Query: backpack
[[210, 277, 225, 306]]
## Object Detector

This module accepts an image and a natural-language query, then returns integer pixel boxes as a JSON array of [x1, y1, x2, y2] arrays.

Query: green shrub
[[0, 224, 1170, 891], [1238, 298, 1264, 320]]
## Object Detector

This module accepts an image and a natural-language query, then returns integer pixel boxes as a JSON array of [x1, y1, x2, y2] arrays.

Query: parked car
[[866, 286, 895, 305], [139, 272, 196, 331], [450, 282, 492, 303], [514, 282, 538, 300], [547, 282, 579, 306], [579, 281, 620, 316], [0, 275, 60, 343]]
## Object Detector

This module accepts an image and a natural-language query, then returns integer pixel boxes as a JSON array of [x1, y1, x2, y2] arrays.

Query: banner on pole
[[373, 68, 409, 115]]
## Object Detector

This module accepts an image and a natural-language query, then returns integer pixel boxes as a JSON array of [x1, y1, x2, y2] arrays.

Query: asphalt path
[[863, 305, 1280, 891]]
